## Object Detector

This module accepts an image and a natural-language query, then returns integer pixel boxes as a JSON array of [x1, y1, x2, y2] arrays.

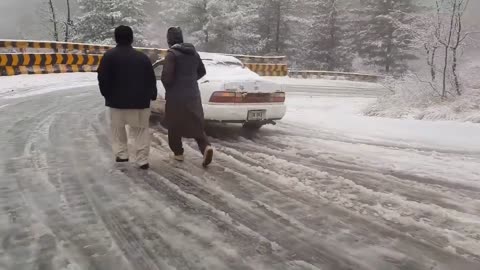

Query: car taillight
[[209, 91, 237, 103], [272, 92, 285, 103], [209, 91, 286, 103]]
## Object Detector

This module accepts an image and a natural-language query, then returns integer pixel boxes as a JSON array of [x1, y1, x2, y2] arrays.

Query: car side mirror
[[153, 58, 165, 80]]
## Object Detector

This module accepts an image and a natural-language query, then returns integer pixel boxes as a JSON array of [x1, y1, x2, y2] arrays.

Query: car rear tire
[[243, 122, 264, 130]]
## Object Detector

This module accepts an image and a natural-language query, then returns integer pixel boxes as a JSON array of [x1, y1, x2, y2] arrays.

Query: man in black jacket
[[98, 25, 157, 170], [161, 27, 213, 167]]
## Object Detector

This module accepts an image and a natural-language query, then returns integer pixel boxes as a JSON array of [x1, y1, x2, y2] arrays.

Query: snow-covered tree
[[64, 0, 74, 42], [158, 0, 232, 52], [224, 0, 268, 54], [355, 0, 420, 74], [159, 0, 270, 54], [75, 0, 148, 45], [256, 0, 293, 54], [406, 0, 475, 98], [40, 0, 60, 42], [303, 0, 355, 71]]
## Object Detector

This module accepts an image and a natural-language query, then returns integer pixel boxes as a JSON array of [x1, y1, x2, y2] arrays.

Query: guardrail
[[288, 70, 383, 82], [0, 39, 167, 59], [0, 40, 382, 82], [0, 39, 288, 77], [0, 40, 111, 53], [0, 52, 103, 76], [227, 54, 286, 64], [244, 63, 288, 76], [1, 65, 97, 76], [0, 53, 102, 67]]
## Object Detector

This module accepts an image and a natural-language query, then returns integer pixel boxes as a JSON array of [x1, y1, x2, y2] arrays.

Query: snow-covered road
[[0, 75, 479, 270]]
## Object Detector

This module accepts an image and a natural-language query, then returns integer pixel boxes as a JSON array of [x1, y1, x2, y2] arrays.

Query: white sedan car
[[151, 53, 287, 129]]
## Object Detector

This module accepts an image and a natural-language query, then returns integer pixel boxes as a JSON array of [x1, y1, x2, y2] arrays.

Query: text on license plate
[[247, 110, 266, 121]]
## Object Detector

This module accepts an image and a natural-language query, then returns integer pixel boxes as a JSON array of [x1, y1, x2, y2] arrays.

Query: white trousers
[[110, 108, 151, 166]]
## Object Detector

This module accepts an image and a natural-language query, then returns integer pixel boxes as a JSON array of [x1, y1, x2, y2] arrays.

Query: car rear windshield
[[203, 59, 244, 68]]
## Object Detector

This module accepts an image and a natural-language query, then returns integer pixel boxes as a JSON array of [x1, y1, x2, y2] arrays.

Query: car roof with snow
[[152, 52, 264, 81], [153, 52, 243, 68], [198, 53, 262, 81], [199, 52, 243, 66]]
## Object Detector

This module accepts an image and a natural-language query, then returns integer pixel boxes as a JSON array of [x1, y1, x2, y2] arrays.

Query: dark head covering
[[167, 27, 184, 48], [115, 25, 134, 46]]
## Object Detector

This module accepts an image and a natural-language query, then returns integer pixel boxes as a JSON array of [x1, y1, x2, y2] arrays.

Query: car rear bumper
[[151, 100, 287, 123], [203, 103, 287, 122]]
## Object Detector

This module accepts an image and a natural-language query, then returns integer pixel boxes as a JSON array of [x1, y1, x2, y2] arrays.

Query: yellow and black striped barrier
[[0, 40, 111, 53], [0, 64, 98, 76], [244, 63, 288, 76], [0, 53, 103, 67], [0, 40, 287, 77], [0, 39, 167, 61]]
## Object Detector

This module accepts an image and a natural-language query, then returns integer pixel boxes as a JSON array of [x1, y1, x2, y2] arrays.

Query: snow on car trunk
[[223, 80, 280, 93]]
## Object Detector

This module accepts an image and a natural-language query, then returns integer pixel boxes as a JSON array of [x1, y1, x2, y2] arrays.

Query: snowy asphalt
[[0, 85, 479, 270]]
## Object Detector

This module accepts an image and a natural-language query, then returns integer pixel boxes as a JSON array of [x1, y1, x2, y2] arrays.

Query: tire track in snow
[[259, 130, 480, 193], [29, 95, 292, 269], [121, 168, 292, 270], [87, 108, 295, 269], [277, 121, 480, 157], [142, 159, 365, 270], [205, 122, 480, 199], [1, 84, 479, 270], [215, 134, 480, 214], [18, 96, 133, 270], [148, 133, 478, 270], [0, 92, 89, 270], [44, 96, 187, 270], [204, 131, 480, 263]]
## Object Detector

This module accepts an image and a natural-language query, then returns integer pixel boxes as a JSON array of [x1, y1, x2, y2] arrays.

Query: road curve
[[0, 85, 479, 270]]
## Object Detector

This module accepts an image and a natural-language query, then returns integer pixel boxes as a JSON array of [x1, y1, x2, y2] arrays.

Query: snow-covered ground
[[366, 64, 480, 123], [0, 74, 479, 269], [267, 77, 388, 97], [366, 87, 480, 123], [284, 94, 480, 153], [0, 73, 97, 98]]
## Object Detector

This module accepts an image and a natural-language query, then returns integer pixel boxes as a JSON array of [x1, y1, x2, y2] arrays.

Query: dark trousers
[[168, 131, 210, 156]]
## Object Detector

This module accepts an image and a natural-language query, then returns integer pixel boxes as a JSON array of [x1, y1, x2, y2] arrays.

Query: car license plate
[[247, 110, 266, 121]]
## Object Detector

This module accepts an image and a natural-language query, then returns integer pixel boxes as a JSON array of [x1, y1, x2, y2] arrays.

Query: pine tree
[[159, 0, 304, 57], [303, 0, 355, 71], [280, 0, 312, 65], [75, 0, 148, 46], [257, 0, 292, 54], [159, 0, 235, 52], [355, 0, 419, 74], [225, 0, 267, 54]]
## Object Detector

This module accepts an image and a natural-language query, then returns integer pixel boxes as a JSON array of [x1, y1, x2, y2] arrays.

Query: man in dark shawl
[[161, 27, 213, 167]]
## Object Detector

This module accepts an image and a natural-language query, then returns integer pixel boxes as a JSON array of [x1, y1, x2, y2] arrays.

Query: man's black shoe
[[116, 157, 129, 163], [140, 164, 150, 170]]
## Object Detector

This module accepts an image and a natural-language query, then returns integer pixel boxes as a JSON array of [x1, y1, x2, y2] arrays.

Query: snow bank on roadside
[[283, 95, 480, 153], [0, 73, 98, 99], [415, 88, 480, 122], [266, 76, 384, 90], [365, 89, 480, 123], [366, 87, 480, 123], [365, 66, 480, 123]]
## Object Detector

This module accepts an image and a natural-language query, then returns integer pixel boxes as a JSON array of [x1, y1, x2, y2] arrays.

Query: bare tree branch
[[47, 0, 59, 42], [64, 0, 73, 42], [413, 72, 442, 97]]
